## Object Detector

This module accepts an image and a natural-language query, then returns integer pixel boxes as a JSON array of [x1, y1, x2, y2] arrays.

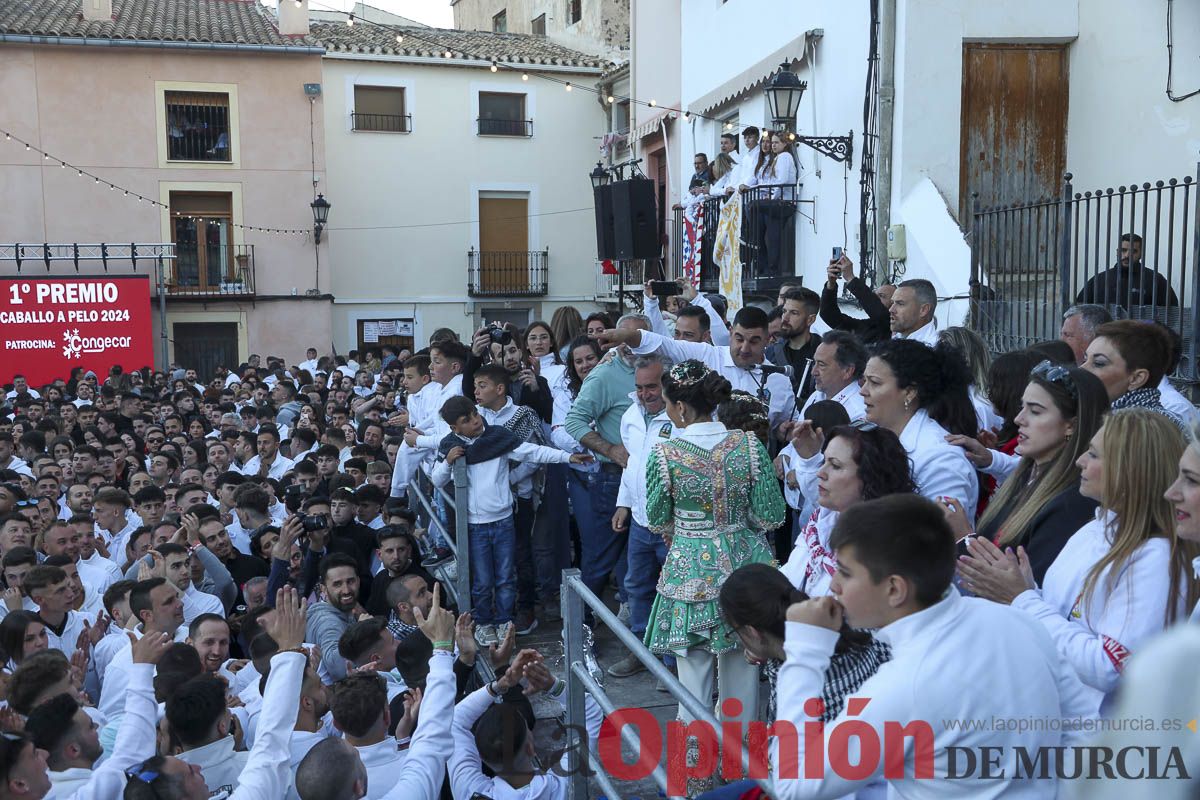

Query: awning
[[690, 30, 817, 117], [631, 109, 675, 141]]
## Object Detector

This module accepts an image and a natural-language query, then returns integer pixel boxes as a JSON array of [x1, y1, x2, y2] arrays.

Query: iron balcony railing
[[167, 243, 255, 297], [351, 112, 412, 133], [477, 118, 533, 137], [467, 248, 549, 296], [969, 164, 1200, 385], [671, 183, 799, 299]]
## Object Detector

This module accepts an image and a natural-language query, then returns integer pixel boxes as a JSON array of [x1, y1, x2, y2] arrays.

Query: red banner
[[0, 276, 154, 387]]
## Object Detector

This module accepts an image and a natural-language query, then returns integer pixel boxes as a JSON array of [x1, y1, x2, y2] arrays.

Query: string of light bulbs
[[0, 126, 310, 236], [309, 2, 780, 139]]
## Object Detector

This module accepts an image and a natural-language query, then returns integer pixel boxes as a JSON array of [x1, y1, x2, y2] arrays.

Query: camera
[[283, 483, 308, 514], [487, 326, 512, 346], [300, 513, 328, 532]]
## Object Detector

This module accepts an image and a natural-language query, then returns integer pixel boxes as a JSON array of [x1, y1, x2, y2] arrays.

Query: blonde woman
[[1166, 419, 1200, 621], [959, 408, 1200, 715]]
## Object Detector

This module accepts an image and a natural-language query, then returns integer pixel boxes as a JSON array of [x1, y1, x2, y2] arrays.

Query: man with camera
[[462, 323, 552, 422]]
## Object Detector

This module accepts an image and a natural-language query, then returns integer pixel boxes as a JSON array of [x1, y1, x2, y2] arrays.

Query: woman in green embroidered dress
[[644, 360, 786, 729]]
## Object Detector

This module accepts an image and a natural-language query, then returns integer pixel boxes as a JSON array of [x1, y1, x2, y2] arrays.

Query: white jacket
[[774, 588, 1094, 799], [893, 317, 939, 346], [779, 507, 838, 598], [225, 651, 306, 800], [430, 435, 571, 524], [358, 738, 409, 799], [798, 380, 866, 423], [900, 409, 979, 520], [54, 662, 157, 800], [1012, 510, 1184, 716], [615, 395, 677, 528], [376, 650, 456, 800]]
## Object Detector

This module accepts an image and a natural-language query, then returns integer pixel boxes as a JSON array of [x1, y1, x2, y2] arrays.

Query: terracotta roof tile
[[0, 0, 317, 48], [310, 20, 608, 69]]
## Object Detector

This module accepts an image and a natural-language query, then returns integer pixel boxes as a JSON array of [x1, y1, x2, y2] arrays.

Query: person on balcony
[[1075, 233, 1179, 311], [690, 153, 711, 185], [820, 253, 894, 343], [732, 126, 761, 188], [741, 131, 798, 277], [708, 154, 737, 200]]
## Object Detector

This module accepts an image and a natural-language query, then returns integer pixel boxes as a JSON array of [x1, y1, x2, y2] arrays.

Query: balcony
[[351, 112, 412, 133], [477, 118, 533, 137], [467, 248, 548, 297], [166, 243, 255, 298], [671, 184, 799, 301]]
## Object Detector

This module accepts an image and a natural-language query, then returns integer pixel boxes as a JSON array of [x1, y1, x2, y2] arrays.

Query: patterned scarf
[[682, 202, 705, 288], [800, 508, 837, 590], [437, 424, 522, 463], [714, 191, 744, 314], [1111, 387, 1188, 432]]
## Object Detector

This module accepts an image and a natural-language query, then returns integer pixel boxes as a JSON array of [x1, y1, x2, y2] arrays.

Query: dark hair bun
[[699, 371, 733, 407]]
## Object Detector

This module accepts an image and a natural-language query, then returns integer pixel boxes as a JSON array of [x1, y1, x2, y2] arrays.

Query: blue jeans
[[468, 516, 517, 625], [513, 497, 537, 611], [624, 520, 667, 638], [581, 468, 628, 602]]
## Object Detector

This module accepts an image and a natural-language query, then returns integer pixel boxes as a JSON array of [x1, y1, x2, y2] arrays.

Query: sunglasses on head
[[125, 762, 161, 784], [1031, 360, 1078, 398]]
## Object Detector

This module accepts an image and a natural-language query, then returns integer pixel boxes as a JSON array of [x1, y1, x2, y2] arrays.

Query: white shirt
[[798, 380, 866, 423], [0, 456, 33, 478], [969, 384, 1004, 434], [358, 738, 409, 799], [240, 453, 296, 481], [411, 375, 465, 452], [182, 583, 226, 625], [178, 736, 249, 798], [1159, 377, 1199, 427], [644, 294, 730, 348], [6, 388, 40, 399], [374, 651, 456, 800], [431, 435, 572, 524], [773, 588, 1094, 799], [77, 553, 122, 596], [899, 409, 979, 520], [734, 144, 760, 187], [893, 317, 940, 346], [45, 609, 98, 661], [299, 358, 320, 375], [631, 331, 796, 432], [615, 396, 677, 528], [478, 399, 539, 499], [1012, 510, 1183, 716]]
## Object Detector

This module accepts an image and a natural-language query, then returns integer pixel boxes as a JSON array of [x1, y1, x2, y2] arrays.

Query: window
[[169, 192, 235, 292], [478, 92, 530, 136], [531, 13, 546, 35], [614, 100, 631, 132], [567, 0, 581, 24], [165, 91, 231, 162], [493, 9, 507, 32], [352, 85, 409, 133]]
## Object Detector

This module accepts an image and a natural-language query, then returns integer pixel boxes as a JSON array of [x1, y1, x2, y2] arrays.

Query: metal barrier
[[407, 462, 494, 683], [560, 568, 775, 799]]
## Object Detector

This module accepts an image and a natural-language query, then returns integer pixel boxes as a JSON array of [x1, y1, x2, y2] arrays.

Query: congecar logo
[[61, 328, 132, 359]]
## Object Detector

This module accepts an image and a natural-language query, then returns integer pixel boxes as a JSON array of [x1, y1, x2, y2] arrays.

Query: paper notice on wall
[[396, 320, 413, 336], [378, 321, 396, 337], [363, 321, 380, 343]]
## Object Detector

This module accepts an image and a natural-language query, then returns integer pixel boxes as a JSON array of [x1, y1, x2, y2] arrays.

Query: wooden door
[[479, 197, 529, 293], [960, 44, 1069, 222]]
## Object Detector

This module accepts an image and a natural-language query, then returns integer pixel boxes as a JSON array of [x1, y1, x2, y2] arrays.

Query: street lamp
[[589, 162, 610, 190], [765, 62, 854, 165], [310, 194, 331, 245]]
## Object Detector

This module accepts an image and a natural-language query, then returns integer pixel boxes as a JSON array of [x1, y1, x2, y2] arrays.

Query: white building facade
[[312, 21, 612, 351]]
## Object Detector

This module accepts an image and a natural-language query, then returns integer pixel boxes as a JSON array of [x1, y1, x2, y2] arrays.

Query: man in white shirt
[[609, 354, 676, 679], [772, 494, 1092, 799], [43, 519, 117, 597], [798, 331, 868, 422], [889, 278, 939, 346], [644, 281, 730, 347], [732, 126, 760, 188], [299, 348, 321, 376], [600, 305, 796, 436], [0, 433, 32, 478], [328, 672, 410, 800], [240, 424, 295, 481], [4, 375, 40, 401], [24, 564, 97, 661], [152, 542, 225, 626], [295, 587, 457, 800]]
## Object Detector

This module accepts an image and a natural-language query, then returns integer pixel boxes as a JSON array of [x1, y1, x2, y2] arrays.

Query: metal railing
[[671, 184, 799, 298], [167, 244, 255, 297], [561, 569, 774, 800], [970, 164, 1200, 384], [467, 248, 549, 296], [351, 112, 412, 133], [477, 117, 534, 137], [166, 92, 231, 162]]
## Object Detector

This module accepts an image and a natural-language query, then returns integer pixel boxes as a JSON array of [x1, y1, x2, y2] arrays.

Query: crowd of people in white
[[0, 250, 1197, 799]]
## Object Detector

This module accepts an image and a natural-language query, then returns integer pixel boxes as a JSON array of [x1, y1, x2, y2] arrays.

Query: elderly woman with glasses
[[947, 362, 1110, 583]]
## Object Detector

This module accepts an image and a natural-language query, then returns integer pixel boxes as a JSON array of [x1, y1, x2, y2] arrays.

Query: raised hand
[[265, 588, 307, 651], [131, 630, 173, 665], [790, 420, 825, 459], [495, 648, 541, 693], [394, 687, 423, 741], [413, 583, 453, 649], [785, 596, 844, 631], [522, 657, 556, 696], [489, 621, 516, 668], [2, 587, 22, 612], [455, 611, 477, 667]]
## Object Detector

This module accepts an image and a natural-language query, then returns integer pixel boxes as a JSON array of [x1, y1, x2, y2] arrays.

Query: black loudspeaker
[[592, 184, 616, 261], [611, 178, 658, 261]]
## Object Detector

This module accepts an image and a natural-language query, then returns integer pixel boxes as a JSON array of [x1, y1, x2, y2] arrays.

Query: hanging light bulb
[[395, 34, 403, 43], [606, 95, 614, 104], [3, 133, 9, 140], [521, 72, 529, 81], [683, 112, 691, 122], [490, 61, 498, 72], [43, 153, 49, 160], [565, 82, 572, 91], [725, 122, 733, 130], [60, 161, 65, 168], [94, 177, 99, 183], [24, 143, 30, 150], [346, 13, 354, 26], [109, 184, 114, 190], [444, 50, 453, 58], [648, 99, 656, 107]]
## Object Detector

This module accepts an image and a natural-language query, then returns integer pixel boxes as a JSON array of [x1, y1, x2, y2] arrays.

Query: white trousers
[[675, 647, 760, 726]]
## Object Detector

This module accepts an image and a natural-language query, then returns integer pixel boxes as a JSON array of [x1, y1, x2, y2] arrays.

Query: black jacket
[[462, 353, 553, 423], [975, 478, 1098, 585], [1075, 263, 1179, 309], [820, 277, 891, 343]]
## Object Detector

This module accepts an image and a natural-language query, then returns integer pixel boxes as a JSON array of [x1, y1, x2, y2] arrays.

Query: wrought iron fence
[[477, 118, 533, 137], [351, 112, 412, 133], [671, 184, 798, 300], [165, 91, 231, 162], [970, 164, 1200, 383], [167, 244, 255, 297], [467, 248, 548, 296]]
